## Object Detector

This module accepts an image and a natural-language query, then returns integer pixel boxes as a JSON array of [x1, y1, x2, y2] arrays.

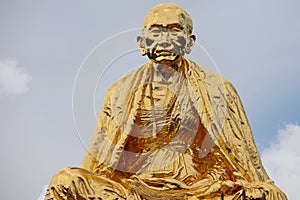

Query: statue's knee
[[49, 167, 85, 186]]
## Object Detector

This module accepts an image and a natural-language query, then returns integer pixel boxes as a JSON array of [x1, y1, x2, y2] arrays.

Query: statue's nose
[[158, 41, 171, 48], [161, 30, 170, 38], [158, 32, 171, 48]]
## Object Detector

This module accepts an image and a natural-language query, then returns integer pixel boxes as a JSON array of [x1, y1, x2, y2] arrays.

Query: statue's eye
[[149, 28, 161, 37], [169, 27, 183, 36], [170, 30, 179, 36]]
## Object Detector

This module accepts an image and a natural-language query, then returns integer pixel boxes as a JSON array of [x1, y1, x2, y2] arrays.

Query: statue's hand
[[234, 180, 268, 199], [244, 188, 265, 199], [196, 180, 265, 199]]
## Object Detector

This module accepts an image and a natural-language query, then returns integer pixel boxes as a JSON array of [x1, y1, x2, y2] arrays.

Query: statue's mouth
[[155, 50, 176, 57]]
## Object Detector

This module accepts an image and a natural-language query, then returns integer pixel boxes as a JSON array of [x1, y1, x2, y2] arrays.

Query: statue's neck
[[151, 57, 185, 80]]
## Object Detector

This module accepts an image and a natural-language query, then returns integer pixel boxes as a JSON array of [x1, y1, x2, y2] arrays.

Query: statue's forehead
[[143, 9, 187, 28]]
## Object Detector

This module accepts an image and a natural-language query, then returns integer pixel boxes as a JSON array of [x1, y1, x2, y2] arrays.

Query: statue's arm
[[222, 79, 288, 199], [81, 73, 135, 174], [81, 86, 117, 172], [223, 80, 270, 181]]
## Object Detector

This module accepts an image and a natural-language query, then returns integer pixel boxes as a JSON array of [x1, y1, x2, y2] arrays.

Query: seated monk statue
[[45, 3, 287, 200]]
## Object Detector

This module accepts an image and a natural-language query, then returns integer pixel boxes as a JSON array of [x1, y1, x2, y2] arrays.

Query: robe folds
[[46, 58, 287, 200]]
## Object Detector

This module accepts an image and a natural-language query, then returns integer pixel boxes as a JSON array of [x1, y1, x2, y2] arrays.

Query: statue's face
[[143, 23, 188, 63], [138, 10, 195, 65]]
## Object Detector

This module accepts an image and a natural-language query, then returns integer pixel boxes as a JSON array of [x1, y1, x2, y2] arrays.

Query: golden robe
[[45, 58, 287, 199]]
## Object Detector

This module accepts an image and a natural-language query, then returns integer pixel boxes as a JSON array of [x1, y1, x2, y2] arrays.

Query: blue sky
[[0, 1, 299, 199]]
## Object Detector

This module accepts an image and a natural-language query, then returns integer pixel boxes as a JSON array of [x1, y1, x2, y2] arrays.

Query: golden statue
[[45, 3, 287, 200]]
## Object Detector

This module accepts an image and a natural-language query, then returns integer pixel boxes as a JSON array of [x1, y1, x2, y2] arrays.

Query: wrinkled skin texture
[[139, 23, 195, 64]]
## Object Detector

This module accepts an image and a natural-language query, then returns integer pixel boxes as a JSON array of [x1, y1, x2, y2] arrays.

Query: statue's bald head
[[142, 3, 193, 35], [138, 4, 196, 64]]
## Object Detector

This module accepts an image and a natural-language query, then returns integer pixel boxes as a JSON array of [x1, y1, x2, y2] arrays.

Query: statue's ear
[[137, 36, 147, 56], [185, 34, 196, 54]]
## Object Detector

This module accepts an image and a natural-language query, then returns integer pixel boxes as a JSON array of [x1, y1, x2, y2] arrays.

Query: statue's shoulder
[[186, 58, 230, 84], [185, 58, 238, 97], [106, 62, 150, 94]]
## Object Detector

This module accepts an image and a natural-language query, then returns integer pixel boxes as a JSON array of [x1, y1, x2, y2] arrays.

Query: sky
[[0, 1, 299, 199]]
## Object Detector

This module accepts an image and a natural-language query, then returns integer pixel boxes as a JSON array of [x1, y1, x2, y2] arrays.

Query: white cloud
[[261, 124, 300, 200], [0, 60, 32, 95]]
